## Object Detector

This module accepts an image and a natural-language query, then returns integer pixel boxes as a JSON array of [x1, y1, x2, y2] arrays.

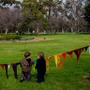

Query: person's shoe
[[20, 79, 24, 82], [36, 80, 44, 83]]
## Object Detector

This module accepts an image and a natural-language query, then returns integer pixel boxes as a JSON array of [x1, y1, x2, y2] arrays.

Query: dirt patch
[[0, 38, 53, 43], [83, 75, 90, 82], [16, 38, 53, 42], [30, 38, 52, 42]]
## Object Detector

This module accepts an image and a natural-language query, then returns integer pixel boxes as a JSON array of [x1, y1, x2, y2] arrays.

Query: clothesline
[[47, 45, 89, 58], [0, 45, 90, 79], [0, 63, 20, 79], [45, 45, 90, 70]]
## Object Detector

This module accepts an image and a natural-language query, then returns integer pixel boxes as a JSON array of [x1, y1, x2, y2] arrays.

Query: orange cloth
[[54, 53, 66, 70], [58, 53, 66, 69]]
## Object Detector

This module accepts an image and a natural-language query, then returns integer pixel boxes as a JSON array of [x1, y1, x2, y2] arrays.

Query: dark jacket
[[35, 58, 46, 74], [20, 58, 34, 72]]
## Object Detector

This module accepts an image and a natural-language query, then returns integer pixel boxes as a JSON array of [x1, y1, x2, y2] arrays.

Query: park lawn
[[0, 34, 90, 90]]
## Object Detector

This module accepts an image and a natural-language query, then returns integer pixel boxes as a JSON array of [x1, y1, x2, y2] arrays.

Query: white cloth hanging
[[89, 46, 90, 54]]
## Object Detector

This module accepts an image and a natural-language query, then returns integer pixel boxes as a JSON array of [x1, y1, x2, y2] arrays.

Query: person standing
[[20, 52, 34, 82], [35, 52, 46, 83]]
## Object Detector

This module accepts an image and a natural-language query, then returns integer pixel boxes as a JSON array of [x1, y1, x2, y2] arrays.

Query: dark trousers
[[20, 71, 31, 82], [37, 72, 45, 83]]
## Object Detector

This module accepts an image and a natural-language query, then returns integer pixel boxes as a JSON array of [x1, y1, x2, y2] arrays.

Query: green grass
[[0, 34, 90, 90]]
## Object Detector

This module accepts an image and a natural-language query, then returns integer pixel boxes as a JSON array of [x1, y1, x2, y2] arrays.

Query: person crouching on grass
[[35, 52, 46, 83], [20, 51, 34, 82]]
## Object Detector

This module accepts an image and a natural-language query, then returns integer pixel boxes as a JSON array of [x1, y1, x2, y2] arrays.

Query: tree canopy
[[0, 0, 89, 34], [21, 0, 47, 35]]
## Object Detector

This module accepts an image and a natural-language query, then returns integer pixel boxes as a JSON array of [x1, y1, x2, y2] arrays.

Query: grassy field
[[0, 34, 90, 90]]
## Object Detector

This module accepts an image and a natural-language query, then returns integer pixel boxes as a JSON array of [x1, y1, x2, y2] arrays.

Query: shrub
[[0, 35, 21, 40]]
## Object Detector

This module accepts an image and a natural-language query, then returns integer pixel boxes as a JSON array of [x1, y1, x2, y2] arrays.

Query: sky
[[16, 0, 23, 2]]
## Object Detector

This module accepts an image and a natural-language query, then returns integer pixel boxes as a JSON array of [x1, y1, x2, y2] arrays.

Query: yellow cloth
[[54, 54, 61, 68], [45, 56, 52, 70], [54, 53, 66, 70]]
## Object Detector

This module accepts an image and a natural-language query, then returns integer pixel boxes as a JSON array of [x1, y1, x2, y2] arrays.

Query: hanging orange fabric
[[58, 53, 66, 70], [54, 53, 66, 70]]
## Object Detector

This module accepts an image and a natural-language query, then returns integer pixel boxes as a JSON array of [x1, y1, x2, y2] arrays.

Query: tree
[[84, 0, 90, 33], [21, 0, 47, 35], [0, 0, 20, 6], [62, 0, 87, 33], [47, 15, 69, 34], [43, 0, 61, 33], [0, 8, 22, 33], [85, 0, 90, 24]]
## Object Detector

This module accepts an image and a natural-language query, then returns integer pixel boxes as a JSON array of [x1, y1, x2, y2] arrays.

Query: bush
[[0, 35, 21, 40]]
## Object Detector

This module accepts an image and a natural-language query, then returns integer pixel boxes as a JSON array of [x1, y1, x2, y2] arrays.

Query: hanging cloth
[[67, 51, 73, 58], [74, 48, 84, 62], [0, 64, 5, 69], [54, 53, 66, 70], [54, 54, 61, 68], [45, 56, 52, 71], [11, 63, 20, 79], [88, 46, 90, 54], [58, 53, 66, 70], [4, 64, 9, 78], [84, 46, 89, 51]]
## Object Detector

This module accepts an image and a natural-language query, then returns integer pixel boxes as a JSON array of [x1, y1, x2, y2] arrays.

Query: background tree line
[[0, 0, 90, 35]]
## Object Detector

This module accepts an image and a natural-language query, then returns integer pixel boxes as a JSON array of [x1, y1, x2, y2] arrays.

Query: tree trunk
[[36, 25, 39, 36], [27, 28, 30, 34], [5, 28, 8, 34], [62, 28, 64, 34], [76, 21, 80, 34], [71, 27, 74, 33]]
